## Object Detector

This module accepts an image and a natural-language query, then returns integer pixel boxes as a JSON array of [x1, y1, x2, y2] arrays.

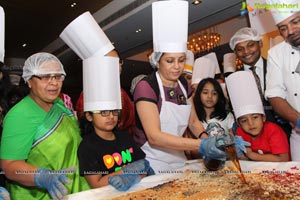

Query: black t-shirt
[[77, 130, 146, 176]]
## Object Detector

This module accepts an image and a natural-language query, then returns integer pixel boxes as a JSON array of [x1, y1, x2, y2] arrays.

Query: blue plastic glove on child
[[34, 166, 75, 200], [199, 137, 227, 161], [234, 136, 251, 158], [0, 187, 10, 200], [108, 174, 141, 191], [122, 159, 151, 174]]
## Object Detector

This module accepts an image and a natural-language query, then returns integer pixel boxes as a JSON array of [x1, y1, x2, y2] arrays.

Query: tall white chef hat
[[191, 56, 216, 85], [203, 52, 221, 75], [83, 56, 121, 111], [223, 53, 236, 74], [0, 6, 4, 63], [152, 0, 188, 53], [225, 71, 265, 119], [60, 12, 114, 60], [266, 0, 300, 24], [184, 50, 194, 75]]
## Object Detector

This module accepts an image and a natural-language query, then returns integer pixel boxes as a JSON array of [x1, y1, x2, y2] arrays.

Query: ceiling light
[[70, 2, 77, 7], [192, 0, 202, 5], [135, 28, 142, 33], [22, 43, 27, 47]]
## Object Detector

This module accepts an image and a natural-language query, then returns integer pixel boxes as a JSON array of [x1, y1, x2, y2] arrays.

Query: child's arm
[[85, 170, 148, 189], [84, 170, 123, 188], [245, 148, 289, 162]]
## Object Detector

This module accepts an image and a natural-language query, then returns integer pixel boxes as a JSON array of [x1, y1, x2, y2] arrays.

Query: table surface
[[64, 160, 300, 200]]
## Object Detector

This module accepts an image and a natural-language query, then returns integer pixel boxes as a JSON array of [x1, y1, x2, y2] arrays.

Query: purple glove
[[108, 174, 141, 191]]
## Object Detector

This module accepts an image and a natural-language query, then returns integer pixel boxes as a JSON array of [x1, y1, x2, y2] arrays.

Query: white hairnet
[[229, 27, 262, 50], [130, 74, 147, 95], [22, 52, 66, 82], [149, 52, 163, 69]]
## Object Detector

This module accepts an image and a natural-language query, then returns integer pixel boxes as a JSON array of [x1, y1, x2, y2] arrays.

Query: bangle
[[198, 131, 208, 138]]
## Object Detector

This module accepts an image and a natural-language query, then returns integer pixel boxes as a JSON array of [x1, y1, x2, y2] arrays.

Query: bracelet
[[198, 131, 208, 138]]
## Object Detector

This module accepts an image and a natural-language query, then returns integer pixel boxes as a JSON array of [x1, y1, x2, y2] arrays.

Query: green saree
[[8, 99, 90, 200]]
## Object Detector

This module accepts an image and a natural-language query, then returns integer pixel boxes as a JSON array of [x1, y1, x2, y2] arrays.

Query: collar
[[243, 57, 264, 70]]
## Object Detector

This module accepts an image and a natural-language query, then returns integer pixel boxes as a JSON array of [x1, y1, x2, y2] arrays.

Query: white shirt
[[244, 56, 265, 93], [265, 41, 300, 112]]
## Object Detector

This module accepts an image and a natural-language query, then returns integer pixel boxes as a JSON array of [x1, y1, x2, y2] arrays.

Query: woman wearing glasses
[[0, 52, 90, 200]]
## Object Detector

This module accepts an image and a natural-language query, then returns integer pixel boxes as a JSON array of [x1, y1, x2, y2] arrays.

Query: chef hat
[[152, 0, 188, 53], [0, 6, 4, 63], [225, 71, 264, 119], [223, 53, 236, 74], [266, 0, 300, 24], [203, 52, 221, 75], [184, 50, 194, 75], [83, 56, 121, 111], [191, 57, 216, 85], [60, 11, 114, 60], [229, 27, 261, 50]]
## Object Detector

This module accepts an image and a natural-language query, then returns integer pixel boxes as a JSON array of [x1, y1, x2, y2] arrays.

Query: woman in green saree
[[0, 52, 90, 200]]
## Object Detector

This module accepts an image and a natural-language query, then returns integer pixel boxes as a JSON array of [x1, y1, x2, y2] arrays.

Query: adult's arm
[[136, 100, 201, 151], [188, 99, 206, 138], [268, 97, 300, 125], [265, 44, 300, 125], [1, 160, 37, 186]]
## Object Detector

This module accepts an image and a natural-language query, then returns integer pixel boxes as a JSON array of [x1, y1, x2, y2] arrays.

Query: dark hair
[[193, 78, 227, 122], [79, 112, 94, 137]]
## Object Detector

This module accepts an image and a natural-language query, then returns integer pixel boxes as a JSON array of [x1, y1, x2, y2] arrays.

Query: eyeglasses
[[92, 110, 120, 117], [32, 74, 65, 82]]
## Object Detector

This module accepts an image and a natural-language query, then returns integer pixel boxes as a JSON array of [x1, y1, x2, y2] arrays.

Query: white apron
[[141, 72, 191, 173]]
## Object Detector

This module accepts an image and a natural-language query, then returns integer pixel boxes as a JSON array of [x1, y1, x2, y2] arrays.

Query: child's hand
[[122, 159, 151, 174], [108, 174, 141, 191], [234, 136, 251, 158]]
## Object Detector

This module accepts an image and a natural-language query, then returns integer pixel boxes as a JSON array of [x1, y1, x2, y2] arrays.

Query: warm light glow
[[70, 2, 77, 7], [192, 0, 201, 5], [187, 26, 221, 55]]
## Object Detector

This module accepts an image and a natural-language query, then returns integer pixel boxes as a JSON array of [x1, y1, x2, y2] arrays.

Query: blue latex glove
[[296, 118, 300, 130], [0, 187, 10, 200], [108, 174, 141, 191], [34, 166, 75, 200], [122, 159, 150, 174], [234, 136, 251, 158], [199, 137, 226, 161], [147, 166, 155, 176], [232, 122, 238, 135]]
